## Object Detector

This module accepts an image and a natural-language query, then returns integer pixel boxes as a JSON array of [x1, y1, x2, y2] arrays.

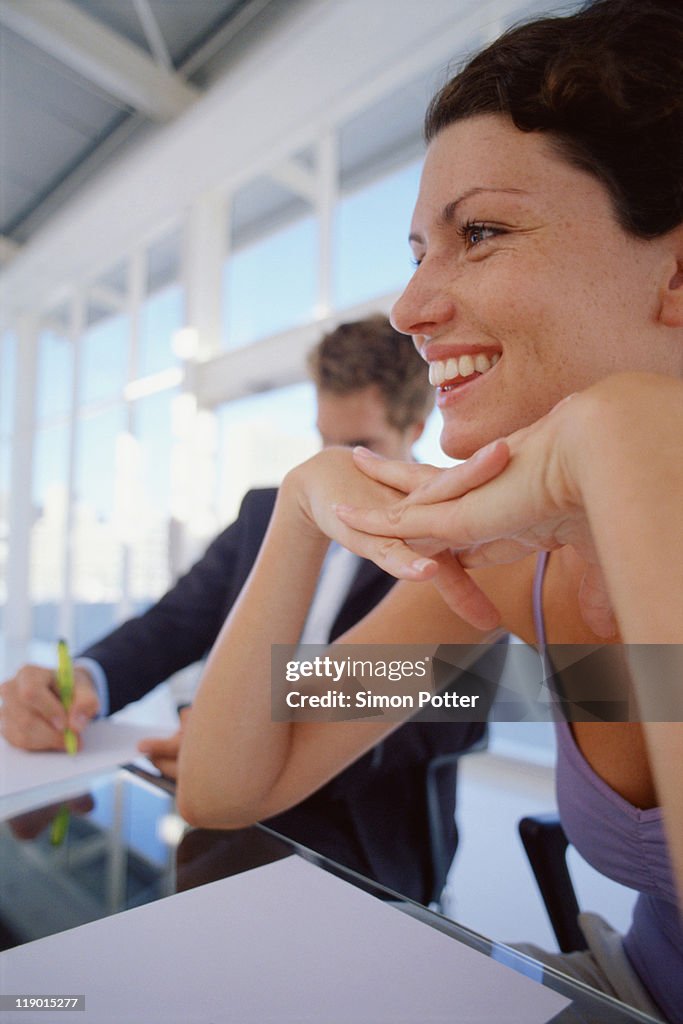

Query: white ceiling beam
[[0, 0, 199, 121], [267, 158, 318, 203], [132, 0, 173, 72]]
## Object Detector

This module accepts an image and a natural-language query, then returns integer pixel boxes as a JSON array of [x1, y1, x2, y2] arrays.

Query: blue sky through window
[[139, 285, 183, 377], [334, 160, 422, 309], [223, 217, 318, 349], [0, 331, 17, 435], [36, 330, 72, 420], [80, 314, 128, 405]]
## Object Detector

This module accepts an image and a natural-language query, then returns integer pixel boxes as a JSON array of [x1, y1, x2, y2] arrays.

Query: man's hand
[[0, 664, 100, 751], [138, 707, 191, 780]]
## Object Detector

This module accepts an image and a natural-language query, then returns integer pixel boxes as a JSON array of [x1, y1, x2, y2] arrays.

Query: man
[[0, 315, 494, 904]]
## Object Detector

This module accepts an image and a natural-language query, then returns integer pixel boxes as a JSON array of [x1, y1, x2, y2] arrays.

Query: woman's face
[[391, 114, 676, 458]]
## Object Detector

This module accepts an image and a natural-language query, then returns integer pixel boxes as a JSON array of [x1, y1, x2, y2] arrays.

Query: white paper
[[0, 721, 171, 811], [0, 855, 569, 1023]]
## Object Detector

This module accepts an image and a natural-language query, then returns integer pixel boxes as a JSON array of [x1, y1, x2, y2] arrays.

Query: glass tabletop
[[0, 765, 659, 1024]]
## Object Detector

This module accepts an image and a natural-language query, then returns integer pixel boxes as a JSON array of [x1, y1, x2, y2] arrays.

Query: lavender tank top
[[533, 553, 683, 1022]]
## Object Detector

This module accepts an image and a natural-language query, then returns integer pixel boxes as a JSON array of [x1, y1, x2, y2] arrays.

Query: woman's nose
[[390, 264, 456, 337]]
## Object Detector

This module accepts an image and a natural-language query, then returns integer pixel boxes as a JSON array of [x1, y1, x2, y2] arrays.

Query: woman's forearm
[[177, 479, 329, 827], [175, 445, 437, 828]]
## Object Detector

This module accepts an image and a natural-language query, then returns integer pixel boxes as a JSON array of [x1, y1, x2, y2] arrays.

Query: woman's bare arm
[[339, 372, 683, 895], [176, 447, 496, 829]]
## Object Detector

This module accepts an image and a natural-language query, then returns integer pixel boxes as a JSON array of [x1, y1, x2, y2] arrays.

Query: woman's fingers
[[341, 441, 511, 542], [331, 516, 501, 630], [352, 448, 441, 493], [343, 528, 440, 581], [401, 440, 510, 507], [352, 440, 510, 505], [334, 499, 461, 546]]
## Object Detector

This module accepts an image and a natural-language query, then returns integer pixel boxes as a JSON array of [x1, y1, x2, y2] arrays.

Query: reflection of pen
[[56, 639, 78, 755], [50, 803, 70, 846]]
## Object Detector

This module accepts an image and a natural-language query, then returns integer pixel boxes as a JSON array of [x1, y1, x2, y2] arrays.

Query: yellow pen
[[56, 638, 78, 755]]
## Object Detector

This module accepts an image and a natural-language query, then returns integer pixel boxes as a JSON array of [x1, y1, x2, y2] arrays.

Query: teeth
[[458, 354, 474, 377], [428, 352, 499, 386], [429, 362, 445, 386]]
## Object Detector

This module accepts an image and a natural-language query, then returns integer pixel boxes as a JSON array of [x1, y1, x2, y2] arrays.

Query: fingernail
[[353, 446, 376, 458], [52, 717, 64, 731], [72, 714, 89, 731], [412, 557, 436, 573], [472, 441, 499, 463], [332, 503, 353, 515]]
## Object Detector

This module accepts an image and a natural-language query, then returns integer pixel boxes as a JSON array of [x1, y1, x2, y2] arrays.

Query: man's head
[[307, 315, 433, 460]]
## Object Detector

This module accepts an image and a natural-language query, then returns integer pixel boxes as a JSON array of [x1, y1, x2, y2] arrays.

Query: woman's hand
[[283, 447, 442, 577], [335, 394, 615, 634], [284, 446, 503, 631], [340, 398, 595, 562]]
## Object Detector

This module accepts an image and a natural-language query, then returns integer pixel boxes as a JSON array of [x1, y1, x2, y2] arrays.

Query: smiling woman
[[178, 2, 683, 1019], [396, 116, 677, 458]]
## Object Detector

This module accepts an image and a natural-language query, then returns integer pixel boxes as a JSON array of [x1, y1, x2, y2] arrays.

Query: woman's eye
[[462, 222, 498, 248]]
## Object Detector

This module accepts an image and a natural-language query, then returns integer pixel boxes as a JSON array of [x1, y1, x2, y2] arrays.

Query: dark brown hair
[[307, 315, 433, 430], [425, 0, 683, 238]]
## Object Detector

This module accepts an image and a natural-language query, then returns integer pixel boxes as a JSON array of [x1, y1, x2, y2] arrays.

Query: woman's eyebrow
[[408, 187, 530, 245], [438, 187, 529, 226]]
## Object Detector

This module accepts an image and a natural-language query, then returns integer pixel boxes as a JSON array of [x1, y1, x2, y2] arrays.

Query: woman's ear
[[658, 230, 683, 327]]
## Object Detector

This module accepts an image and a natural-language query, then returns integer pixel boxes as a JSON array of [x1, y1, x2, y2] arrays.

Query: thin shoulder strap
[[533, 551, 550, 648]]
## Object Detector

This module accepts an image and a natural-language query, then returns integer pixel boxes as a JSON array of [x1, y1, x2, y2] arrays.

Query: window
[[215, 383, 318, 524], [333, 160, 422, 309], [139, 283, 183, 378], [0, 331, 17, 626], [36, 328, 72, 419], [223, 217, 318, 349], [72, 405, 127, 649], [29, 329, 73, 643], [128, 389, 177, 610], [80, 312, 128, 405], [30, 422, 70, 643]]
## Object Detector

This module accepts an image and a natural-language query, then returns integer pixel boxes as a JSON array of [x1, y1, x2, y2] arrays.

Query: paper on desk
[[0, 720, 170, 804], [0, 855, 569, 1023]]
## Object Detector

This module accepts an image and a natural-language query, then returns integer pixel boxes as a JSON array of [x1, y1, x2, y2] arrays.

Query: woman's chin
[[439, 425, 494, 462]]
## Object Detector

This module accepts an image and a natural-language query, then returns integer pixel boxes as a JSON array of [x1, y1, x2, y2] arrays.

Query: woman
[[178, 1, 683, 1018], [338, 374, 683, 1016], [336, 374, 683, 885]]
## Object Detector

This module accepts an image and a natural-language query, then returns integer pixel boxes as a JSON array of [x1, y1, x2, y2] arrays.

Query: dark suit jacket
[[82, 488, 496, 903]]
